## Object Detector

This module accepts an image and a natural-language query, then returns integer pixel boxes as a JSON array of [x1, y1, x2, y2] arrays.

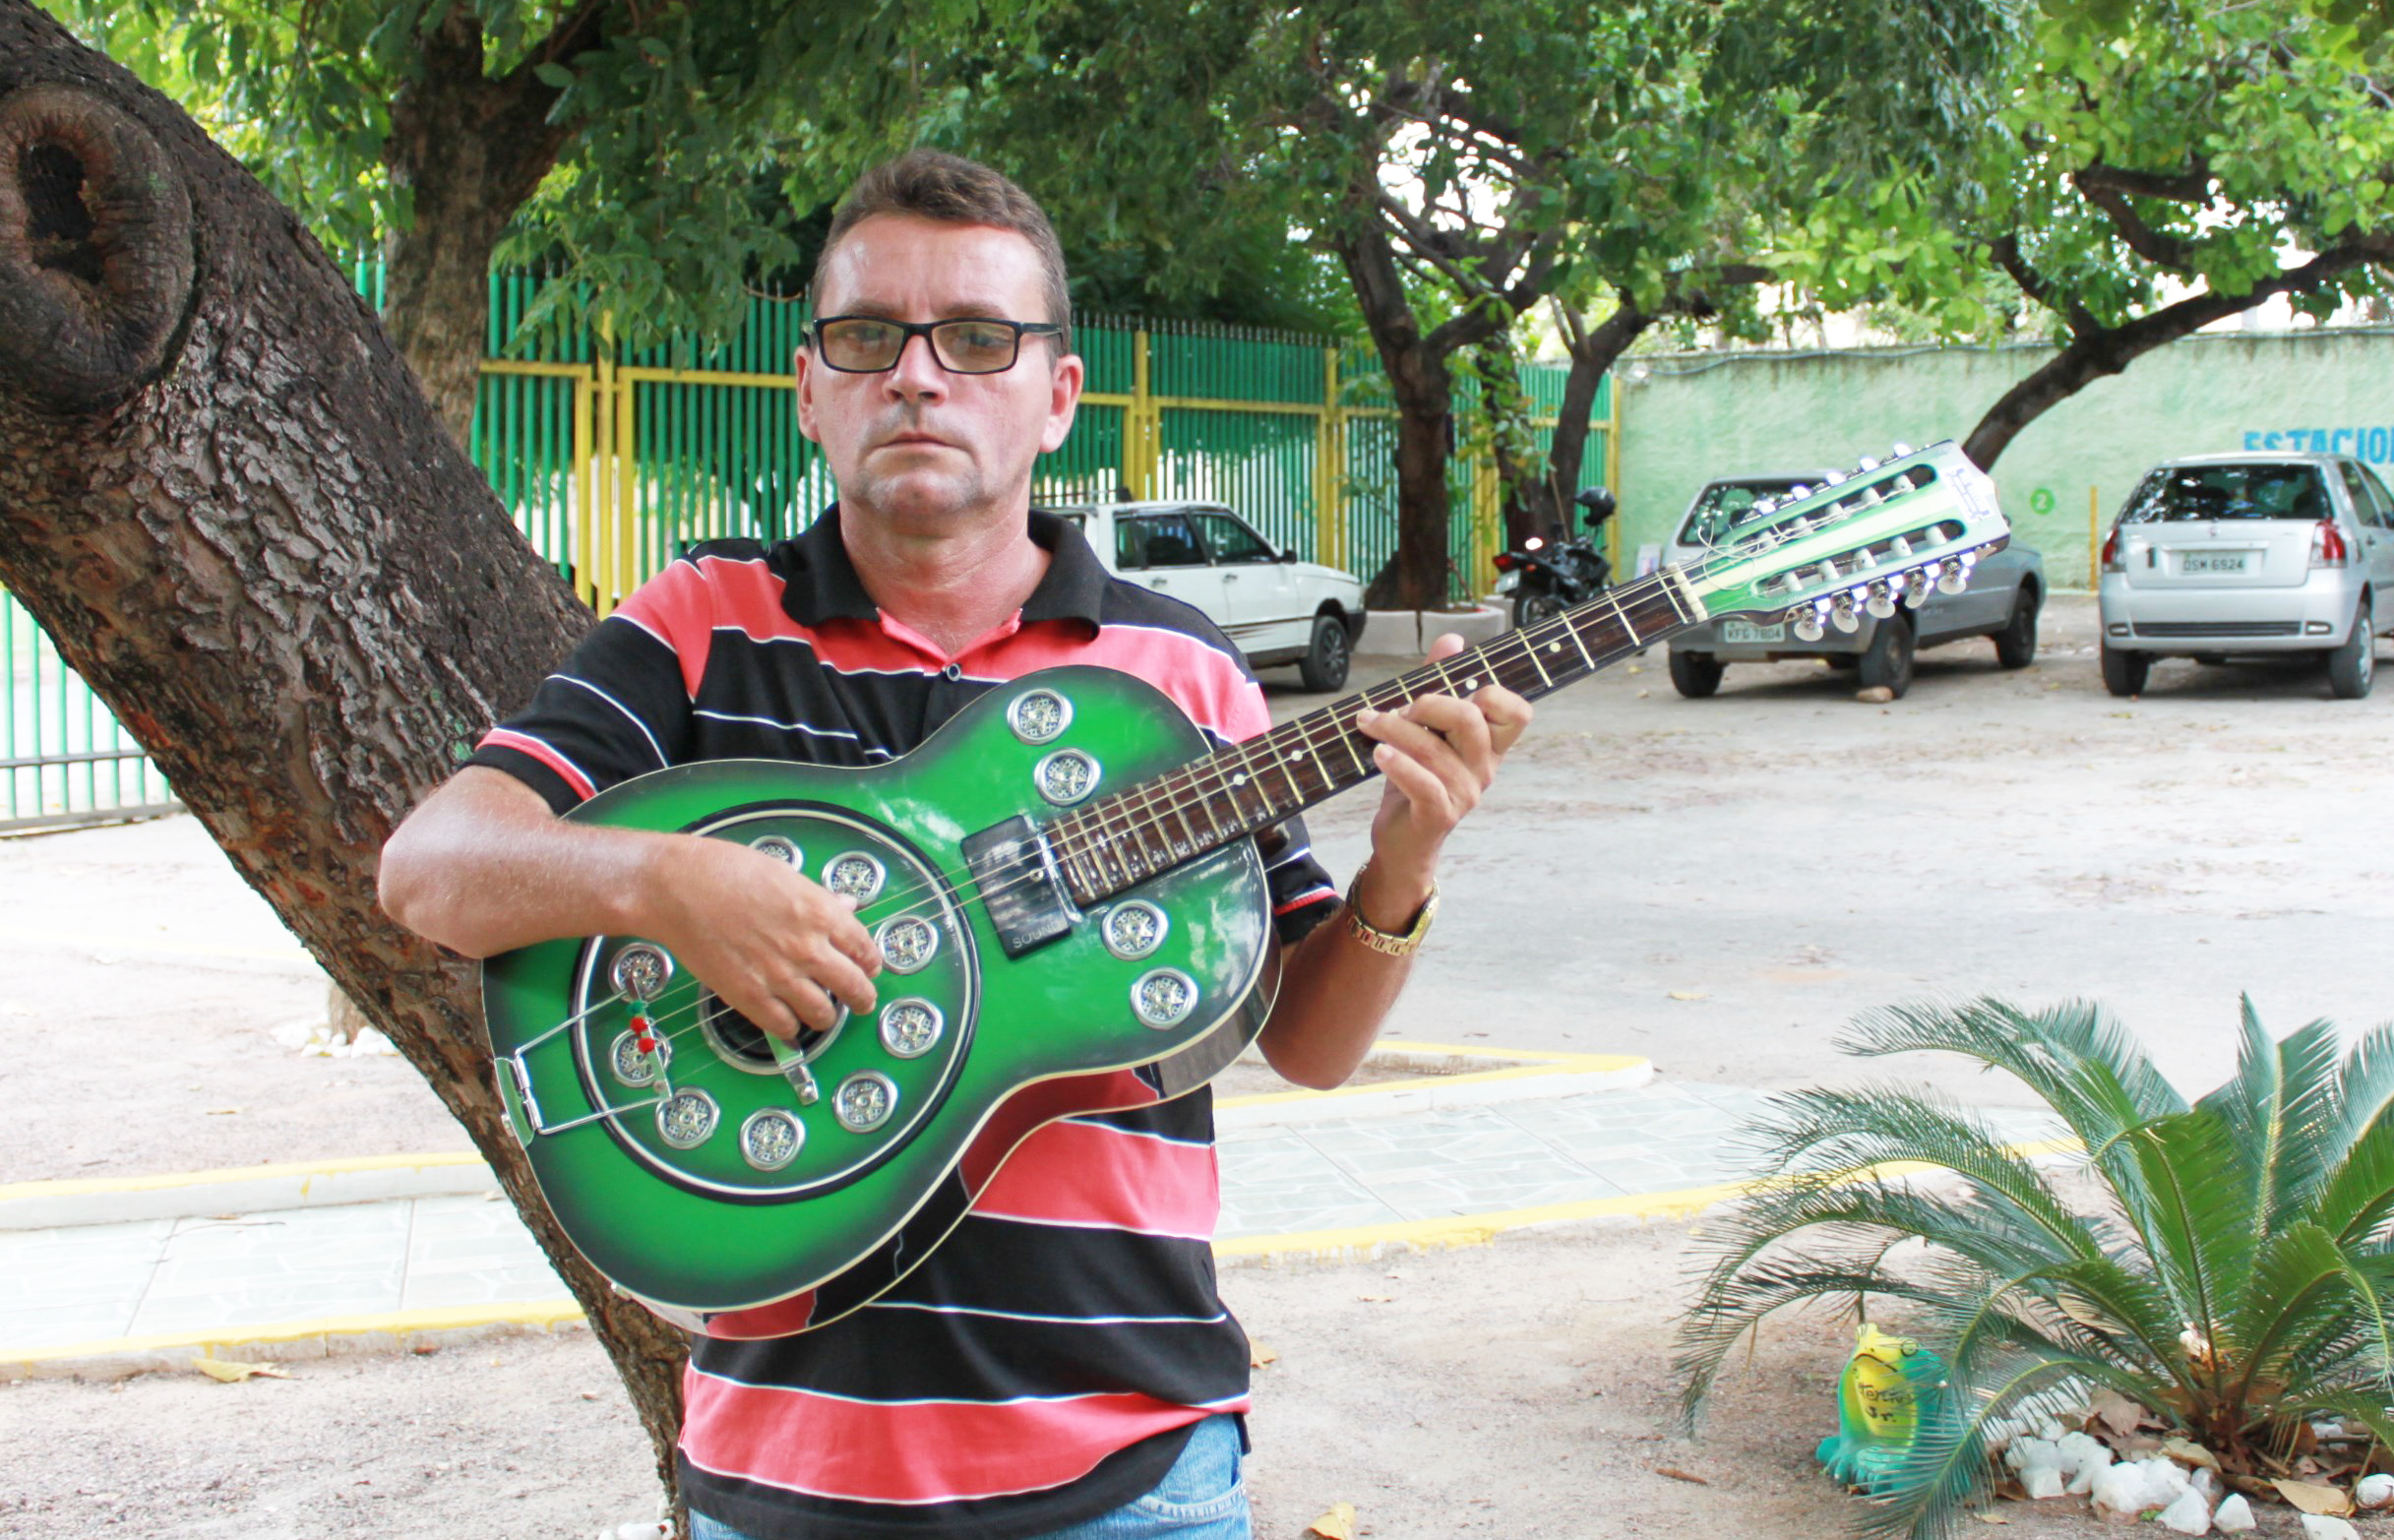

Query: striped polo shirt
[[468, 506, 1338, 1539]]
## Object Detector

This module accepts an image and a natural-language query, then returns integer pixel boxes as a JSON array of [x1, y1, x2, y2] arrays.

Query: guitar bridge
[[960, 814, 1078, 957]]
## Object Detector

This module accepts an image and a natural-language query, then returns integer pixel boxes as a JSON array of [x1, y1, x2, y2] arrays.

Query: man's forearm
[[378, 766, 662, 958], [1253, 862, 1435, 1089]]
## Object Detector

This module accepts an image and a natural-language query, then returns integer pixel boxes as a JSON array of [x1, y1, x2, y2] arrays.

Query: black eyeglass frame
[[809, 315, 1067, 375]]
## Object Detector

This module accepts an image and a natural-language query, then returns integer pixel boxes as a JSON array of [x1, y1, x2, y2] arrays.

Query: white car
[[2098, 453, 2394, 700], [1052, 500, 1369, 690]]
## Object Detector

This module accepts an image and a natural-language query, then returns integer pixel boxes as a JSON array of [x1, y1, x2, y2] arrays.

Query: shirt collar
[[781, 503, 1108, 630]]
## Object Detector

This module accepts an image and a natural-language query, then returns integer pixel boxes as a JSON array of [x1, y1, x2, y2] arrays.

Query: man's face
[[796, 214, 1081, 532]]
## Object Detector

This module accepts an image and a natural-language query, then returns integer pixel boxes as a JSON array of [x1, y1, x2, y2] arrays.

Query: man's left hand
[[1352, 633, 1534, 913]]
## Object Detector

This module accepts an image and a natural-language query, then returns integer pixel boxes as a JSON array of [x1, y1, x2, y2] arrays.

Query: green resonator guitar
[[484, 440, 2009, 1330]]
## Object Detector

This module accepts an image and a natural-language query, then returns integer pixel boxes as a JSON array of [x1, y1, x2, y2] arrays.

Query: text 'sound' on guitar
[[482, 440, 2009, 1328]]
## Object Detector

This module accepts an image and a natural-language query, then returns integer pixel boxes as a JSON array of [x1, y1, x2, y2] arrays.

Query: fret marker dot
[[1463, 678, 1479, 691]]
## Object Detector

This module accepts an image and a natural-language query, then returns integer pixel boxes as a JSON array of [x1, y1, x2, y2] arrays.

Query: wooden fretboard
[[1045, 567, 1705, 907]]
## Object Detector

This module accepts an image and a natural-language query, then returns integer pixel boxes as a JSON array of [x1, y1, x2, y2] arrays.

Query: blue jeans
[[689, 1413, 1249, 1540]]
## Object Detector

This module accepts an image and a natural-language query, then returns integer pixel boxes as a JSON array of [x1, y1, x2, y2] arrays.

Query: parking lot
[[7, 590, 2391, 1538], [1301, 590, 2394, 1111]]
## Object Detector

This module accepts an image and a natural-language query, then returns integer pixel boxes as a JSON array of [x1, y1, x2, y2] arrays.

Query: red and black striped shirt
[[469, 507, 1337, 1538]]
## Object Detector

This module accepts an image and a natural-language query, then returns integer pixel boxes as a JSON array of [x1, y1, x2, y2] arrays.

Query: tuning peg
[[1890, 441, 1915, 458], [1789, 484, 1813, 500], [1856, 456, 1880, 471], [1830, 594, 1861, 634], [1938, 566, 1968, 595], [1865, 583, 1897, 620], [1794, 605, 1826, 643]]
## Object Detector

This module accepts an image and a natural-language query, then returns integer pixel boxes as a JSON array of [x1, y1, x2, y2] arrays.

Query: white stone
[[2006, 1436, 2058, 1473], [2358, 1473, 2394, 1509], [2213, 1495, 2255, 1533], [2022, 1464, 2066, 1500], [2092, 1462, 2161, 1519], [2299, 1516, 2361, 1540], [2158, 1489, 2212, 1535], [2054, 1431, 2109, 1478], [2065, 1443, 2116, 1497], [2037, 1417, 2067, 1441], [2142, 1457, 2194, 1504]]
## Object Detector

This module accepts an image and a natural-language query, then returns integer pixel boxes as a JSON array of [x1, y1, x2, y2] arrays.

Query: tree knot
[[0, 83, 194, 412]]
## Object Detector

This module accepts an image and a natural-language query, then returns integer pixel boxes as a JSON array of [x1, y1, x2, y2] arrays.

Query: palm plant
[[1674, 997, 2394, 1540]]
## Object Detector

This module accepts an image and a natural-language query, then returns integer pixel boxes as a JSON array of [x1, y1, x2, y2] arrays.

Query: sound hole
[[699, 992, 835, 1070]]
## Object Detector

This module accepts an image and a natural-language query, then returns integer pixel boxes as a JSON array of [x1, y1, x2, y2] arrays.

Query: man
[[379, 150, 1530, 1540]]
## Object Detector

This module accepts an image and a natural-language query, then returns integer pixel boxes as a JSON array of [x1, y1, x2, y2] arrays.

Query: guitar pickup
[[961, 815, 1077, 958]]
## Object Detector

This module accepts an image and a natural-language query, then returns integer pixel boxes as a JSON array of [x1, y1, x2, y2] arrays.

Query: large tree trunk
[[0, 2, 690, 1520], [382, 7, 587, 446], [1332, 223, 1478, 609], [1539, 305, 1652, 541]]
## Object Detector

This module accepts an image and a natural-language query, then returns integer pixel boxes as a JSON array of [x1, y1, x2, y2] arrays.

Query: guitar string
[[516, 493, 1972, 1085]]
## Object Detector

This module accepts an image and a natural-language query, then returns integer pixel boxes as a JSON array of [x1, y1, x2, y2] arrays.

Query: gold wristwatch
[[1343, 866, 1439, 956]]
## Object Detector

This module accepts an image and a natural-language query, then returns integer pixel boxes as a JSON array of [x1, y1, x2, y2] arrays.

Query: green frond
[[2325, 1020, 2394, 1163], [1675, 1255, 1982, 1432], [2200, 1000, 2345, 1243], [2116, 1106, 2259, 1366], [1839, 998, 2184, 1227], [2229, 1222, 2388, 1411], [2264, 1252, 2394, 1408], [1739, 1083, 2103, 1261], [2305, 1120, 2394, 1247]]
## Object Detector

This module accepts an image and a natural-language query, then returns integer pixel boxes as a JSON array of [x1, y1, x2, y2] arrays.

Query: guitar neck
[[1046, 567, 1708, 906]]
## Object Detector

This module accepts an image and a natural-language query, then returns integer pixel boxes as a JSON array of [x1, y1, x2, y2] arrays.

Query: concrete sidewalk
[[0, 1043, 2049, 1380]]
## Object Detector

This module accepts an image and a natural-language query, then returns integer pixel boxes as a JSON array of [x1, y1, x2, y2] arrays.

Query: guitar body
[[483, 665, 1276, 1325]]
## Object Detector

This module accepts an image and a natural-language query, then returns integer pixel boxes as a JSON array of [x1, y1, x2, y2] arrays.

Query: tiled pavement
[[0, 1065, 2065, 1375]]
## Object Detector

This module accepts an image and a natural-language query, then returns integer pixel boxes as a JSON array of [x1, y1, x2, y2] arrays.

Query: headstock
[[1681, 442, 2009, 641]]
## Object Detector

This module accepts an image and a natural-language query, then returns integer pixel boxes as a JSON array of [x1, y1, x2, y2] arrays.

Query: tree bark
[[1540, 304, 1654, 535], [0, 2, 691, 1520], [1967, 234, 2391, 469], [382, 6, 592, 446]]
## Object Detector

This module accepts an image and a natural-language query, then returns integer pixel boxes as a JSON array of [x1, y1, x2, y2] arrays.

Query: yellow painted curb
[[1214, 1039, 1644, 1110], [4, 1300, 586, 1379], [1213, 1136, 2085, 1264], [0, 1150, 485, 1205], [0, 925, 314, 966]]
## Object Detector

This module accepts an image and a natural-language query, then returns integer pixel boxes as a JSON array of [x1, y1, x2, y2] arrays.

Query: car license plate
[[2181, 551, 2250, 575], [1720, 620, 1786, 645]]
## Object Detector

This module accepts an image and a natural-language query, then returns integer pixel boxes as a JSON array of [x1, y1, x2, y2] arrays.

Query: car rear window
[[1677, 479, 1809, 546], [2120, 463, 2331, 524]]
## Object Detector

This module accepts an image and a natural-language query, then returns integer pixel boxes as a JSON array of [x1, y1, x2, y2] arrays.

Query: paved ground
[[3, 592, 2388, 1538]]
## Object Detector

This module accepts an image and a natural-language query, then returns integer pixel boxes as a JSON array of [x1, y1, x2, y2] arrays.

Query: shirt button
[[943, 663, 962, 681]]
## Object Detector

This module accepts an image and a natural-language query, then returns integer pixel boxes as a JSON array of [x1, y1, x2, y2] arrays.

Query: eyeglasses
[[811, 315, 1065, 375]]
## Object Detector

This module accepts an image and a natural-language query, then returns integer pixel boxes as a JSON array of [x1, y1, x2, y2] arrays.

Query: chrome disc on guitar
[[562, 803, 978, 1201]]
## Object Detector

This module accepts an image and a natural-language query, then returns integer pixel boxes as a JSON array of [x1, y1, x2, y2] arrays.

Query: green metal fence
[[1, 272, 1611, 831]]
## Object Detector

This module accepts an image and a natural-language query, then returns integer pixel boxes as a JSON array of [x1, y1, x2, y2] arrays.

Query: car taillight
[[1493, 552, 1518, 572], [2310, 519, 2349, 568], [2100, 528, 2122, 572]]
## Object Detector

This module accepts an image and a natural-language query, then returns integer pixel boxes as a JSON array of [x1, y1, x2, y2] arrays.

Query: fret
[[1605, 591, 1640, 648], [1512, 632, 1554, 691], [1190, 770, 1227, 841], [1329, 709, 1370, 782], [1560, 613, 1598, 670]]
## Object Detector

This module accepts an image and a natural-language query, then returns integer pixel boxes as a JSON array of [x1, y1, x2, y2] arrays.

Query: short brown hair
[[811, 151, 1072, 355]]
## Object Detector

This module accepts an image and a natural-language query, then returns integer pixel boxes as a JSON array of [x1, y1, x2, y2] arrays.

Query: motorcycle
[[1492, 487, 1619, 627]]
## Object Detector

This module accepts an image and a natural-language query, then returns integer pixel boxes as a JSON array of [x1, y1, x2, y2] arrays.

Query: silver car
[[2097, 454, 2394, 700], [1665, 471, 2046, 700]]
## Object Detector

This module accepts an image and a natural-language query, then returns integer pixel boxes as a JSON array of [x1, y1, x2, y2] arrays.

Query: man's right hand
[[380, 766, 879, 1041], [632, 835, 881, 1039]]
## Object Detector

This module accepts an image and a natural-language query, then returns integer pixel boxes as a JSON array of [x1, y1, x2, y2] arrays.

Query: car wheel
[[1298, 613, 1352, 692], [1993, 584, 2041, 669], [1857, 615, 1916, 698], [2327, 596, 2375, 700], [2100, 642, 2150, 698], [1513, 589, 1566, 629], [1668, 649, 1725, 699]]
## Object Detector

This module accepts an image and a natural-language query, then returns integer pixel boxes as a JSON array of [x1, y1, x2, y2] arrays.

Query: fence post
[[1318, 345, 1342, 570], [1128, 327, 1153, 498]]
